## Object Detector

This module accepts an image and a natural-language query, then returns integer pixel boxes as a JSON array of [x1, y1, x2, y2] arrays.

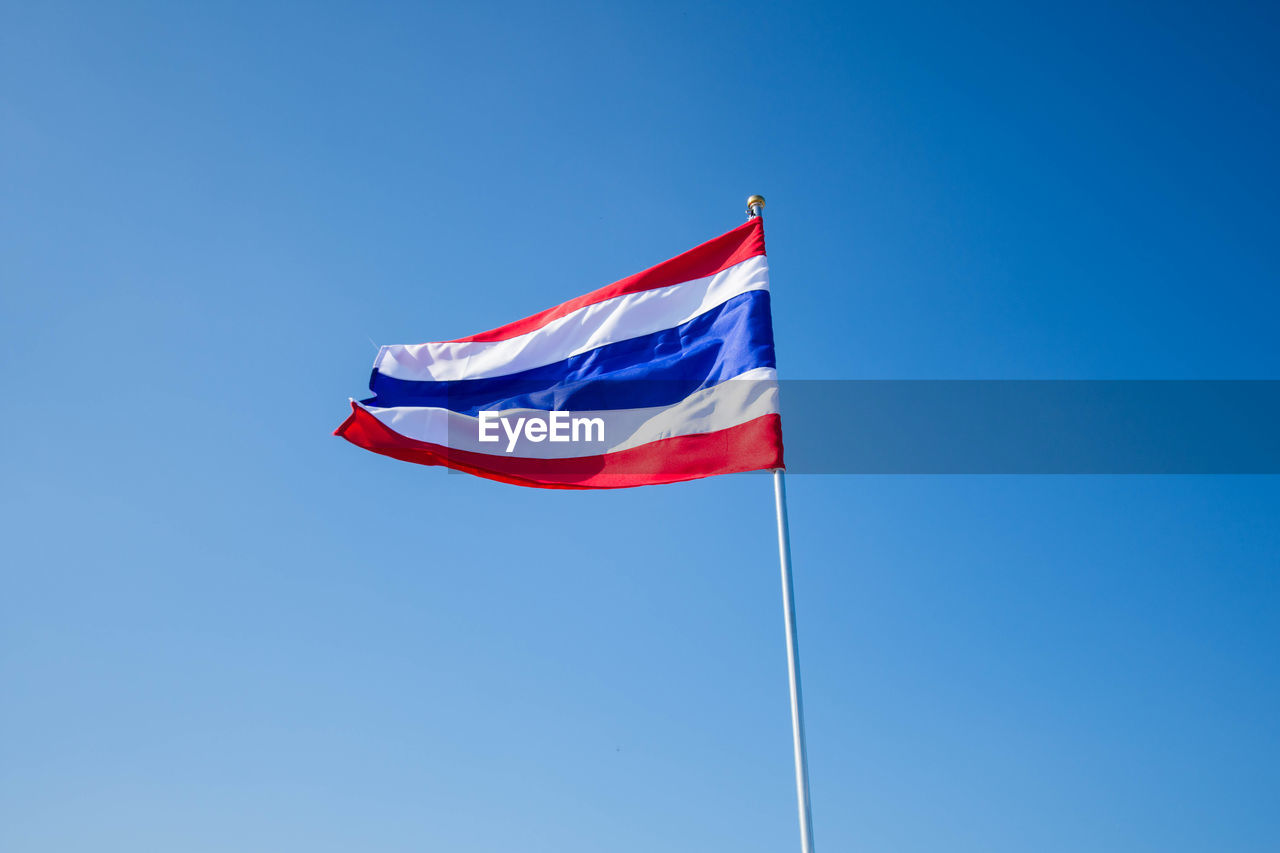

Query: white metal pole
[[748, 195, 817, 853], [774, 467, 816, 853]]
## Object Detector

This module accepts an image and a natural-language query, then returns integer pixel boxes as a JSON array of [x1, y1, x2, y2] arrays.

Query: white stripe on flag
[[374, 255, 769, 382], [359, 367, 779, 458]]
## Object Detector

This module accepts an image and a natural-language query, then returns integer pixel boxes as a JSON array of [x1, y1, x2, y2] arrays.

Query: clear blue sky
[[3, 2, 1279, 851]]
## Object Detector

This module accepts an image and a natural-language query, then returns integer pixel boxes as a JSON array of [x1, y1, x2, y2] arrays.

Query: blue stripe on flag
[[364, 290, 775, 414]]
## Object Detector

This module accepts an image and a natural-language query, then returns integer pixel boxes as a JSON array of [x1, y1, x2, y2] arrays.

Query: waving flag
[[335, 218, 783, 488]]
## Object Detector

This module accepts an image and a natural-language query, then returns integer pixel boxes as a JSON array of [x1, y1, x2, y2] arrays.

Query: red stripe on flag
[[446, 218, 766, 344], [334, 402, 783, 489]]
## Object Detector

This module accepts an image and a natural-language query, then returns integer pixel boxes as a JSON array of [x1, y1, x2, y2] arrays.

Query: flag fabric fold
[[335, 218, 784, 489]]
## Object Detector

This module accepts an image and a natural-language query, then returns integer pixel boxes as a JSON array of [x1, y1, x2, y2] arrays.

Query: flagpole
[[748, 195, 816, 853]]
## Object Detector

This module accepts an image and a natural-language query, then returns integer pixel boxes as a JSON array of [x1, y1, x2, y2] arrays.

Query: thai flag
[[335, 218, 783, 488]]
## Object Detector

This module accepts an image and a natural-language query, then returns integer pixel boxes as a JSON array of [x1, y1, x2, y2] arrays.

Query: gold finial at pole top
[[747, 195, 766, 218]]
